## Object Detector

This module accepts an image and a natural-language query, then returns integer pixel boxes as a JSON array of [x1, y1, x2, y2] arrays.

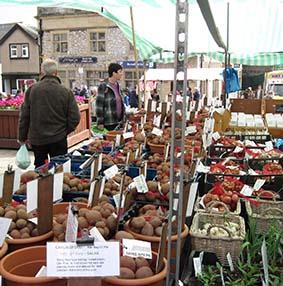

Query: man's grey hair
[[41, 59, 58, 75]]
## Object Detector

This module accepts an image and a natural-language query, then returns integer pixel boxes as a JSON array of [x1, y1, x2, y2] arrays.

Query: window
[[90, 31, 106, 52], [21, 44, 29, 58], [10, 45, 17, 58], [53, 33, 68, 53], [86, 70, 107, 87], [124, 70, 143, 88]]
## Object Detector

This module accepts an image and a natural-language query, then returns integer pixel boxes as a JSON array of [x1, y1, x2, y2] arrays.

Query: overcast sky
[[0, 5, 37, 27]]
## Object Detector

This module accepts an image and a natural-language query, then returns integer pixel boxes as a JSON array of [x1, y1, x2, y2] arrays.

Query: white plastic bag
[[15, 144, 31, 169]]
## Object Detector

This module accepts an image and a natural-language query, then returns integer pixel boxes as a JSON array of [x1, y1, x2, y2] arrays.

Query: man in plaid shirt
[[96, 63, 125, 130]]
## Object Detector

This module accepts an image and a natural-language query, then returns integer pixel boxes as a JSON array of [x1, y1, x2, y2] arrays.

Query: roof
[[0, 23, 38, 45]]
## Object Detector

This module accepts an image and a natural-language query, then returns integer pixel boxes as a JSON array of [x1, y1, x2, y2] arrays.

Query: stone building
[[37, 7, 144, 90]]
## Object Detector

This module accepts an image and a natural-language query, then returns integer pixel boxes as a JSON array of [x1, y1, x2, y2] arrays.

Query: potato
[[21, 232, 30, 239], [106, 215, 117, 231], [135, 257, 150, 269], [78, 217, 89, 229], [100, 208, 112, 218], [20, 227, 30, 235], [5, 210, 17, 221], [85, 210, 102, 225], [78, 208, 89, 217], [53, 224, 65, 237], [149, 217, 162, 228], [69, 178, 80, 188], [135, 266, 154, 278], [130, 217, 146, 229], [115, 231, 134, 240], [0, 206, 4, 216], [141, 222, 154, 236], [17, 209, 28, 220], [95, 221, 106, 229], [120, 256, 136, 272], [10, 229, 21, 239], [155, 226, 163, 237], [120, 267, 135, 279], [9, 221, 16, 232], [16, 219, 27, 229], [56, 214, 67, 224]]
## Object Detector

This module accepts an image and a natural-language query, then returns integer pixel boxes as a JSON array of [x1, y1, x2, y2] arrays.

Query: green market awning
[[0, 0, 283, 64]]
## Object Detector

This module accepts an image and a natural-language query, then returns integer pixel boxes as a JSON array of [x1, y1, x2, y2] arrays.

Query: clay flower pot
[[102, 251, 166, 286], [6, 231, 53, 253], [53, 202, 88, 216], [124, 222, 189, 272], [0, 245, 67, 286]]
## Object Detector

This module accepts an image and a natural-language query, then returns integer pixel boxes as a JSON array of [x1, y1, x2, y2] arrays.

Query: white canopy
[[142, 68, 224, 81]]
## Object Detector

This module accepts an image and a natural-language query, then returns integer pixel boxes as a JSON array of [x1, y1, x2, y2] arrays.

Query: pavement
[[0, 139, 93, 174]]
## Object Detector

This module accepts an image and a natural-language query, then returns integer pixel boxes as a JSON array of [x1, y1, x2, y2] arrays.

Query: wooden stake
[[1, 168, 15, 206]]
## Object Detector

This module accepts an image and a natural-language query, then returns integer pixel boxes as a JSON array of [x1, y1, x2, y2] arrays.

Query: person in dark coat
[[129, 85, 139, 108], [18, 59, 80, 168]]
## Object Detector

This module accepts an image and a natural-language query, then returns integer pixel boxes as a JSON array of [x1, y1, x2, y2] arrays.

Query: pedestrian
[[129, 85, 139, 108], [18, 59, 80, 168], [96, 63, 125, 131]]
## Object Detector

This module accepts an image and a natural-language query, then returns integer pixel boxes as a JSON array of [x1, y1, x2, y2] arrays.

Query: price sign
[[115, 134, 121, 147], [65, 204, 78, 243], [186, 182, 198, 217], [253, 179, 266, 192], [0, 217, 12, 247], [87, 181, 96, 207], [0, 174, 4, 198], [133, 175, 148, 193], [26, 179, 38, 213], [123, 132, 134, 140], [63, 159, 71, 173], [113, 193, 125, 208], [122, 239, 152, 259], [152, 127, 163, 136], [265, 141, 273, 151], [240, 185, 253, 197], [104, 165, 119, 179], [53, 172, 63, 202], [185, 126, 197, 136], [233, 146, 243, 153], [153, 114, 161, 127], [212, 132, 221, 141], [89, 227, 106, 242], [193, 257, 202, 277]]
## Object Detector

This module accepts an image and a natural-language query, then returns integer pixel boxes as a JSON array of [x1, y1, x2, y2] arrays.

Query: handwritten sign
[[123, 132, 134, 140], [240, 185, 253, 197], [133, 175, 148, 193], [53, 173, 63, 202], [104, 165, 119, 179], [152, 127, 163, 136], [89, 227, 106, 242], [122, 239, 152, 259], [0, 217, 12, 247], [26, 179, 38, 213], [46, 242, 120, 277], [65, 204, 78, 243]]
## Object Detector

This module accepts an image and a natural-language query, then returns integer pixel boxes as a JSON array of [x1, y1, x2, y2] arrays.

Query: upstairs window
[[90, 31, 106, 52], [21, 44, 29, 58], [53, 33, 68, 53], [10, 45, 17, 58]]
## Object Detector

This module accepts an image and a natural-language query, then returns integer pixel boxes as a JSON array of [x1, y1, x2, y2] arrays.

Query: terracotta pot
[[147, 142, 165, 155], [6, 230, 53, 253], [0, 245, 67, 286], [102, 251, 166, 286], [105, 131, 123, 142], [124, 222, 189, 272], [53, 202, 88, 216], [0, 242, 8, 259]]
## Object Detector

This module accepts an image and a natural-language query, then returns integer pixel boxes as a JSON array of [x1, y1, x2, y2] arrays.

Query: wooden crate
[[0, 104, 91, 149]]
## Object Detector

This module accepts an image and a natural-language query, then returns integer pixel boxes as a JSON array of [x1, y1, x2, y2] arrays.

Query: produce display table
[[0, 103, 91, 149]]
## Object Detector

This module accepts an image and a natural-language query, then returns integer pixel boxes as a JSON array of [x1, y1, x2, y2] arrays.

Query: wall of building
[[0, 28, 39, 74]]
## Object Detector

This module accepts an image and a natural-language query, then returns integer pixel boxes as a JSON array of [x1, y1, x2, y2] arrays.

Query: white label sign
[[98, 154, 103, 172], [261, 239, 269, 286], [0, 217, 12, 247], [123, 132, 134, 140], [233, 146, 243, 153], [240, 185, 254, 197], [13, 168, 22, 194], [153, 114, 161, 127], [196, 162, 210, 173], [0, 174, 3, 198], [65, 204, 78, 243], [104, 165, 119, 179], [265, 141, 273, 151], [193, 257, 202, 277], [185, 126, 197, 136], [122, 239, 152, 259], [133, 175, 148, 193], [89, 227, 106, 242], [46, 242, 120, 277], [186, 182, 198, 217], [53, 172, 63, 202], [99, 177, 106, 198], [212, 132, 221, 141], [87, 181, 96, 207], [26, 179, 38, 213], [115, 134, 121, 147], [151, 127, 163, 136], [113, 193, 125, 208], [227, 252, 234, 272], [35, 265, 47, 277], [253, 179, 266, 192], [63, 159, 71, 173]]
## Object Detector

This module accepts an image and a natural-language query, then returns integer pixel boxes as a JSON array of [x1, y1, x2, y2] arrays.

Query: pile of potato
[[119, 256, 154, 279], [104, 174, 133, 197], [123, 140, 139, 153], [15, 170, 39, 195], [53, 197, 117, 241], [102, 153, 126, 167], [0, 204, 38, 239], [128, 205, 168, 237], [63, 173, 90, 193], [87, 139, 112, 154]]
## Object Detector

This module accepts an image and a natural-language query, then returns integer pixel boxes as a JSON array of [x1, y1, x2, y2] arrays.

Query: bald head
[[41, 59, 58, 76]]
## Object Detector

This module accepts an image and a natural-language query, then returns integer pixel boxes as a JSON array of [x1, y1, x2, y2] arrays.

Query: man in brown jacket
[[18, 59, 80, 168]]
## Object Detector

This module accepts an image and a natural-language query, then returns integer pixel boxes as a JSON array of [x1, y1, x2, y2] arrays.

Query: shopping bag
[[15, 144, 31, 169]]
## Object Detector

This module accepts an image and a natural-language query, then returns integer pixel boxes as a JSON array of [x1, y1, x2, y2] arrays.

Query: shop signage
[[59, 56, 97, 64], [117, 60, 156, 69]]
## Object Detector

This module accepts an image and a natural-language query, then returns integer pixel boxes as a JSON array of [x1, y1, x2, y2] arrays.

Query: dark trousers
[[105, 124, 120, 131], [32, 138, 68, 168]]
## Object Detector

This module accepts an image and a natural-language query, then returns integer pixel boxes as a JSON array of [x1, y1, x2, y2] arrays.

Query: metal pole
[[39, 18, 43, 75], [130, 6, 141, 108], [224, 2, 230, 108]]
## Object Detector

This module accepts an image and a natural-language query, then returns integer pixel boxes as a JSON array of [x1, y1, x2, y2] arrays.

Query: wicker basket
[[245, 199, 283, 233], [194, 197, 241, 215], [190, 212, 245, 265]]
